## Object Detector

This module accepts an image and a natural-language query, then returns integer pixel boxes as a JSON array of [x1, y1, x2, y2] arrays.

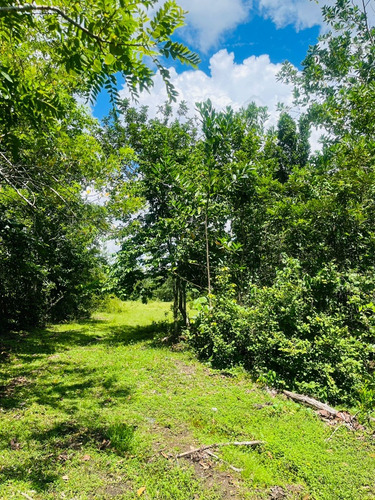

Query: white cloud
[[74, 93, 93, 115], [177, 0, 252, 51], [257, 0, 375, 32], [257, 0, 325, 30], [152, 0, 374, 54], [152, 0, 325, 52], [119, 49, 326, 151], [120, 49, 294, 127]]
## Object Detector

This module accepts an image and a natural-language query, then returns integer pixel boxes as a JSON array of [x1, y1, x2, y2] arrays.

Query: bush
[[97, 295, 129, 313], [188, 259, 375, 404]]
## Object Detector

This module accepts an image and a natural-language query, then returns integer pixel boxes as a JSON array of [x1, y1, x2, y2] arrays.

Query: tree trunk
[[178, 279, 190, 327], [204, 206, 212, 309], [173, 276, 179, 336]]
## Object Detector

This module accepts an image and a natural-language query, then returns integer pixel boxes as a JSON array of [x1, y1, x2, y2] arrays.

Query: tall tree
[[0, 0, 199, 204], [280, 0, 375, 140], [273, 112, 310, 183], [0, 104, 112, 330], [105, 101, 201, 330]]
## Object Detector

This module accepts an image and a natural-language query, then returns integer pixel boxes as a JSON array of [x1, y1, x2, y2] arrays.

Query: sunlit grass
[[0, 301, 374, 499]]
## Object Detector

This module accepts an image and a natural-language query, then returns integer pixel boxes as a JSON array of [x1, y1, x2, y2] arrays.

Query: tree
[[280, 0, 375, 140], [0, 0, 199, 201], [107, 100, 274, 323], [0, 0, 200, 106], [0, 103, 111, 330], [0, 0, 198, 329], [273, 112, 310, 183], [103, 101, 201, 331]]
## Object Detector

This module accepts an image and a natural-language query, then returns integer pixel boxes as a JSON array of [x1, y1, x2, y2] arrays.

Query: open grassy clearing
[[0, 301, 374, 499]]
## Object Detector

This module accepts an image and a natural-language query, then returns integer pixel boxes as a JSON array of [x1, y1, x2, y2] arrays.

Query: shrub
[[188, 259, 375, 404]]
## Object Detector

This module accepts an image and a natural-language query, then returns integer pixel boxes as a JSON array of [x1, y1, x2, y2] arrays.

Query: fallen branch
[[20, 493, 34, 500], [325, 424, 344, 442], [283, 390, 339, 416], [176, 441, 264, 459], [283, 390, 367, 430], [205, 449, 243, 473]]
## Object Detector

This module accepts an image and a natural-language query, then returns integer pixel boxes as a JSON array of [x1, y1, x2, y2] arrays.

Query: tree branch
[[0, 168, 35, 207], [176, 441, 264, 459], [0, 4, 104, 43], [0, 4, 149, 48], [361, 0, 374, 45], [171, 270, 205, 290]]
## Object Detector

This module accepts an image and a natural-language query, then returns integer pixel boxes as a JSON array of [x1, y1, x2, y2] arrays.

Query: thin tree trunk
[[178, 280, 189, 327], [173, 276, 179, 336], [204, 203, 212, 309]]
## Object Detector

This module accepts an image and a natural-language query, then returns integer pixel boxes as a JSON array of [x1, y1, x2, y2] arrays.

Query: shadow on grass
[[0, 314, 174, 493], [0, 419, 136, 492], [0, 318, 171, 412], [0, 318, 172, 361], [0, 362, 134, 412]]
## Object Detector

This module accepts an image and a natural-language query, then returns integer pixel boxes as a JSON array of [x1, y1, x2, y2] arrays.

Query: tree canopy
[[0, 0, 198, 328], [1, 0, 374, 407], [0, 0, 200, 106]]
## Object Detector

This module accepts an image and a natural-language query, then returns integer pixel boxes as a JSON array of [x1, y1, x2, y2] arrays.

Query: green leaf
[[93, 59, 102, 73], [104, 53, 116, 66]]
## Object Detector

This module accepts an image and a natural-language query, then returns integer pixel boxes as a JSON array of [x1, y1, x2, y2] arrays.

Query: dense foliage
[[0, 0, 196, 329], [0, 101, 113, 329], [106, 1, 375, 404], [1, 0, 374, 406]]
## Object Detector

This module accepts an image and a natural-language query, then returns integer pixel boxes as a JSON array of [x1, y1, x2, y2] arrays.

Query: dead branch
[[20, 493, 34, 500], [0, 164, 35, 207], [176, 441, 264, 459], [205, 449, 243, 473], [325, 424, 345, 442], [283, 390, 339, 416]]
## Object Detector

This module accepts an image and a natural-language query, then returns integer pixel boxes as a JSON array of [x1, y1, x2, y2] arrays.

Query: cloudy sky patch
[[94, 0, 329, 132]]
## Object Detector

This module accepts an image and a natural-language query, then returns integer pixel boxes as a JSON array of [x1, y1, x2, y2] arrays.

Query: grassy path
[[0, 302, 374, 499]]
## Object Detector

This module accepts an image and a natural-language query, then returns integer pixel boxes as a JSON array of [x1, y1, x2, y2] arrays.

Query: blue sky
[[93, 0, 324, 121]]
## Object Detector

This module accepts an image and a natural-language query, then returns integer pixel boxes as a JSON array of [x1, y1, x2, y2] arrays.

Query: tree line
[[1, 0, 374, 405], [106, 0, 375, 404]]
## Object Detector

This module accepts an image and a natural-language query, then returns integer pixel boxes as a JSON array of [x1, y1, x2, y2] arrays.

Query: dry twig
[[20, 493, 34, 500], [205, 449, 244, 473], [325, 424, 345, 442], [176, 441, 264, 459]]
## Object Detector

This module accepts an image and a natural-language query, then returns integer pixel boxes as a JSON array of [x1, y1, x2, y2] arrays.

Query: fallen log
[[176, 440, 264, 459], [283, 390, 370, 430], [283, 390, 339, 416]]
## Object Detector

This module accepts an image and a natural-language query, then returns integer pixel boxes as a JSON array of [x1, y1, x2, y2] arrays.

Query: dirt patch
[[94, 481, 131, 498], [173, 359, 197, 377], [268, 485, 306, 499], [150, 424, 244, 499], [151, 421, 194, 453], [181, 449, 243, 499]]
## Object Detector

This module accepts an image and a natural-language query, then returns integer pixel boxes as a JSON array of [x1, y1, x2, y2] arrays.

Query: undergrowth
[[0, 301, 374, 499], [188, 260, 375, 406]]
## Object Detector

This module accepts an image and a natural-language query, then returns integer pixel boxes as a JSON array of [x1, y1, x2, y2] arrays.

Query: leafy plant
[[189, 258, 375, 404]]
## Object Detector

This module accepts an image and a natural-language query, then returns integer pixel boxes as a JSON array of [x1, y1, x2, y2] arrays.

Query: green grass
[[0, 301, 374, 499]]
